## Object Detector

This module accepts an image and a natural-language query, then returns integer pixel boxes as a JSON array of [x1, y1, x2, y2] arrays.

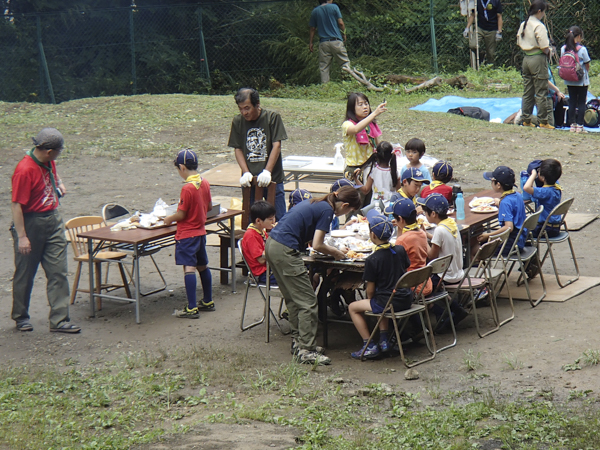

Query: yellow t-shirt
[[342, 120, 373, 167]]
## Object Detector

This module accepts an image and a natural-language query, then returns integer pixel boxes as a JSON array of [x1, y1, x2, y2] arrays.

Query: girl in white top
[[358, 141, 401, 206], [560, 26, 591, 133]]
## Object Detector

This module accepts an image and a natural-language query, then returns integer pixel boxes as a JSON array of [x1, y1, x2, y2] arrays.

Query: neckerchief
[[402, 222, 421, 233], [373, 242, 396, 255], [543, 183, 563, 191], [398, 189, 417, 205], [500, 189, 515, 199], [185, 174, 202, 189], [247, 224, 267, 241], [27, 148, 58, 206], [429, 180, 444, 189], [481, 0, 492, 21], [439, 217, 458, 238]]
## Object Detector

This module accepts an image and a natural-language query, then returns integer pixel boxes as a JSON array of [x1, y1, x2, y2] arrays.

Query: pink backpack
[[558, 45, 584, 82]]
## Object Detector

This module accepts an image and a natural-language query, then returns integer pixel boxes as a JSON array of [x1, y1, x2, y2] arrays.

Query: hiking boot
[[295, 349, 331, 365], [351, 342, 380, 360], [539, 123, 555, 130], [197, 300, 215, 311], [176, 306, 199, 319], [521, 121, 536, 128], [291, 338, 324, 355]]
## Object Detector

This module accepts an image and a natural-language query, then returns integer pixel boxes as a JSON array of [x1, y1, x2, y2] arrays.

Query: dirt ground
[[1, 109, 600, 448]]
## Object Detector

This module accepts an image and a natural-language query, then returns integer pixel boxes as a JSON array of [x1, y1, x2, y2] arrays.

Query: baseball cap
[[401, 167, 430, 184], [526, 160, 542, 175], [32, 128, 64, 151], [175, 148, 198, 166], [483, 166, 516, 186], [366, 209, 394, 241], [330, 178, 361, 192], [416, 193, 449, 215], [289, 188, 312, 207], [387, 198, 416, 218], [433, 161, 453, 179]]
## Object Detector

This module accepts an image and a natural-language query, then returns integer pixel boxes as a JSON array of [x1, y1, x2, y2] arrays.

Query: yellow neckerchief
[[398, 189, 418, 205], [402, 222, 421, 233], [543, 183, 563, 191], [500, 189, 515, 199], [373, 242, 396, 254], [429, 180, 444, 189], [438, 217, 458, 238], [185, 174, 203, 189], [247, 224, 267, 241]]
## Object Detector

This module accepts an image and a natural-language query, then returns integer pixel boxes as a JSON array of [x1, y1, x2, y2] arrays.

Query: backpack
[[558, 46, 584, 82], [447, 106, 490, 121]]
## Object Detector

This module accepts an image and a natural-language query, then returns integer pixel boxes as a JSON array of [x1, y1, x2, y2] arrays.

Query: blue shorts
[[175, 235, 208, 267], [370, 298, 385, 314], [370, 295, 412, 314]]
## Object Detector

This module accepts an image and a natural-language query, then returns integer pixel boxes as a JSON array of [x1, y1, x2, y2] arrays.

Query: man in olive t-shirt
[[228, 88, 288, 220]]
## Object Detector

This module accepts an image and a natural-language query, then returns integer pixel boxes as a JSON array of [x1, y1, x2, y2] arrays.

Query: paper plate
[[330, 230, 355, 238]]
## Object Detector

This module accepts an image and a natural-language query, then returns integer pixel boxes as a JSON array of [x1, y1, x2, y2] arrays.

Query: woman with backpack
[[516, 0, 553, 129], [560, 26, 591, 133]]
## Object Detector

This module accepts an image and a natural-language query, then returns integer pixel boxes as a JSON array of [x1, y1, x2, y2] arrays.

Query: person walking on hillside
[[11, 128, 81, 333], [309, 0, 350, 83], [464, 0, 503, 65]]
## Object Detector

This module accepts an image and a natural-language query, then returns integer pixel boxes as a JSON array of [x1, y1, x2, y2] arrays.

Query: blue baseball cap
[[367, 209, 394, 241], [526, 160, 542, 175], [386, 198, 416, 218], [330, 178, 361, 192], [416, 193, 449, 214], [401, 167, 430, 184], [483, 166, 515, 186], [175, 148, 198, 165], [433, 161, 453, 179], [288, 188, 312, 207]]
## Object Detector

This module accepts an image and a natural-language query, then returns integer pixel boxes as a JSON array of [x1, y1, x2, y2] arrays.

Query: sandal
[[16, 321, 33, 332], [50, 322, 81, 333]]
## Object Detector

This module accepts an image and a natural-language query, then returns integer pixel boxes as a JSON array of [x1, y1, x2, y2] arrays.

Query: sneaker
[[539, 123, 555, 130], [475, 287, 489, 302], [281, 309, 289, 321], [197, 300, 215, 311], [295, 349, 331, 365], [379, 339, 389, 353], [576, 125, 588, 134], [570, 124, 577, 133], [291, 338, 324, 355], [176, 305, 199, 319], [351, 342, 380, 360]]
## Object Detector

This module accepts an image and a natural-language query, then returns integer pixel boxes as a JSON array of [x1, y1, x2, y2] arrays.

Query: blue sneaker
[[379, 339, 389, 353], [351, 343, 380, 360]]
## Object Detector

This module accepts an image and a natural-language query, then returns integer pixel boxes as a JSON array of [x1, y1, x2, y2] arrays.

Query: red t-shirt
[[241, 227, 268, 276], [420, 183, 453, 202], [12, 155, 60, 213], [175, 178, 212, 240]]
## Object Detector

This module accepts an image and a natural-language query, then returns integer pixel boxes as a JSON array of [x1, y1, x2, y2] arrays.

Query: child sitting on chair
[[478, 166, 527, 256], [288, 188, 312, 210], [348, 210, 412, 360], [398, 167, 430, 205], [241, 201, 278, 286], [523, 159, 563, 238], [419, 161, 453, 202], [398, 138, 432, 182]]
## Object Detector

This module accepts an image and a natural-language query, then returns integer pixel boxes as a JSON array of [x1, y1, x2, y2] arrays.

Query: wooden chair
[[65, 216, 132, 309], [219, 178, 276, 284]]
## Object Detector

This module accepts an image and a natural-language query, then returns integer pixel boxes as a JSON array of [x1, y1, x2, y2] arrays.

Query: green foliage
[[463, 349, 483, 372]]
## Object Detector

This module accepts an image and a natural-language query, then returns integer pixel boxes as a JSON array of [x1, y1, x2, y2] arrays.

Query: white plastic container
[[333, 143, 345, 168]]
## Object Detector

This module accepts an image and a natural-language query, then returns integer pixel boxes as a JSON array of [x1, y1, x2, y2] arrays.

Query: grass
[[463, 349, 483, 372]]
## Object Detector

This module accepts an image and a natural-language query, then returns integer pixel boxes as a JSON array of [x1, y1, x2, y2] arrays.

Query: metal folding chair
[[363, 265, 436, 368], [424, 255, 456, 353], [237, 238, 288, 343], [535, 197, 580, 288], [101, 203, 167, 296], [445, 239, 502, 338]]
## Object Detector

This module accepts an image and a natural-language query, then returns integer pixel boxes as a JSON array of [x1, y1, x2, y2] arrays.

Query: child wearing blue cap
[[288, 188, 312, 210], [523, 159, 563, 238], [348, 210, 412, 359], [420, 161, 453, 202], [398, 138, 432, 182], [398, 167, 430, 205], [164, 149, 213, 319]]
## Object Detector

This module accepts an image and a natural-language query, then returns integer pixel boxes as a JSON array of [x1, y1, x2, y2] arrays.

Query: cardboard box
[[207, 203, 221, 218]]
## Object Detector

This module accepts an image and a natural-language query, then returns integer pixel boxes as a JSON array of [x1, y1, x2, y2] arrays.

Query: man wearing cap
[[228, 87, 288, 221], [399, 167, 430, 205], [10, 128, 80, 333], [309, 0, 351, 83], [464, 0, 503, 65], [420, 161, 453, 202]]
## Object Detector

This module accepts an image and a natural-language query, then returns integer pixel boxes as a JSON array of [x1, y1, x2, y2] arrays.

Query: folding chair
[[535, 197, 579, 288], [102, 203, 167, 296], [503, 207, 547, 307], [65, 216, 132, 309], [445, 239, 502, 338], [237, 238, 288, 343], [424, 254, 456, 353], [363, 265, 436, 368]]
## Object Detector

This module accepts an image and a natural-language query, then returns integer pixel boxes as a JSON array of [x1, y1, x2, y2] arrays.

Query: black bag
[[447, 106, 490, 121], [584, 99, 600, 128]]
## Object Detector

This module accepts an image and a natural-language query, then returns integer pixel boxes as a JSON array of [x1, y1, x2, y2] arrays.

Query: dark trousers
[[567, 85, 588, 126]]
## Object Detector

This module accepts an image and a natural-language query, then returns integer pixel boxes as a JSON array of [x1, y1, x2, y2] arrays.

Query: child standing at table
[[164, 149, 213, 319], [348, 210, 412, 359], [523, 159, 563, 238], [398, 138, 432, 182], [478, 166, 527, 256], [359, 141, 402, 207], [241, 201, 278, 286], [420, 161, 453, 202]]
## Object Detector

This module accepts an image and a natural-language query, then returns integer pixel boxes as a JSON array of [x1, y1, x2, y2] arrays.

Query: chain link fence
[[0, 0, 598, 103]]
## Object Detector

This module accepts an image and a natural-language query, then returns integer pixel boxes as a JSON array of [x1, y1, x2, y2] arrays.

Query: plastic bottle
[[455, 193, 465, 221], [333, 143, 344, 168], [520, 170, 531, 201]]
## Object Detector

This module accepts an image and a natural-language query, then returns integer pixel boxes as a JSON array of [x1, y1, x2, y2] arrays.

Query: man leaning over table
[[10, 128, 81, 333], [228, 87, 288, 220]]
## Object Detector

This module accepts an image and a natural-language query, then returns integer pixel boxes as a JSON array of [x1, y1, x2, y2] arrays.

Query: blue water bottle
[[520, 170, 531, 201], [456, 193, 465, 221]]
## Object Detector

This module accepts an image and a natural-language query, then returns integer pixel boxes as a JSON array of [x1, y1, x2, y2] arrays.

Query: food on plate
[[471, 205, 498, 213], [357, 215, 368, 223], [469, 197, 495, 208], [346, 250, 367, 260], [130, 215, 140, 223], [416, 214, 433, 229]]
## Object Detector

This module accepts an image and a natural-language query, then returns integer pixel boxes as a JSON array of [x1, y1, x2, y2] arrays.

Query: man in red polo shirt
[[11, 128, 80, 333]]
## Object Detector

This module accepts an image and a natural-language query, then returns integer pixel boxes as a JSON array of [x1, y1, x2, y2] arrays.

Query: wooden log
[[342, 66, 384, 92], [404, 76, 443, 94], [385, 74, 428, 85], [443, 75, 469, 88]]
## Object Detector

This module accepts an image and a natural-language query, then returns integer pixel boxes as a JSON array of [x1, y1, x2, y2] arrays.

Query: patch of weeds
[[562, 359, 582, 372], [463, 349, 483, 371], [468, 372, 490, 380], [539, 387, 555, 401], [582, 349, 600, 366], [63, 357, 78, 366], [503, 352, 524, 370], [569, 389, 594, 401]]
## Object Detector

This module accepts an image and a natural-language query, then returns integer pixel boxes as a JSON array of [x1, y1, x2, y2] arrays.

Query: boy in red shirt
[[164, 149, 213, 319], [420, 161, 453, 202], [241, 201, 277, 286]]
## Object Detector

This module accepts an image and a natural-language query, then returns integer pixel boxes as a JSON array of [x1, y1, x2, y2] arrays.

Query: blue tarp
[[410, 94, 599, 132]]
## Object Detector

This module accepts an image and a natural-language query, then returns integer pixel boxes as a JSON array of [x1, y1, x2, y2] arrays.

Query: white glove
[[463, 27, 469, 38], [239, 172, 253, 187], [496, 32, 502, 42], [257, 169, 272, 187]]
